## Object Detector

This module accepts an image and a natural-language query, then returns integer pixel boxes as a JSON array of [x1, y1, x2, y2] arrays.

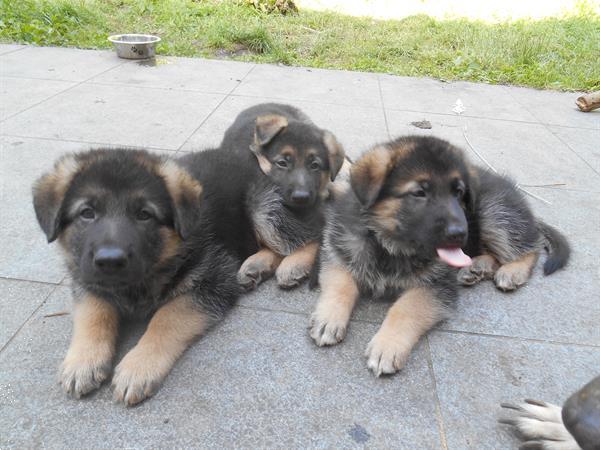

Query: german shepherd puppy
[[33, 148, 257, 405], [310, 136, 569, 376], [220, 103, 345, 290]]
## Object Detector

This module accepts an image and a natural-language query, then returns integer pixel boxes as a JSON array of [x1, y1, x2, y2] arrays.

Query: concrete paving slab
[[0, 46, 123, 82], [461, 117, 598, 190], [429, 331, 600, 450], [0, 44, 27, 56], [1, 83, 225, 150], [0, 77, 76, 121], [232, 64, 382, 108], [508, 86, 600, 129], [379, 75, 539, 122], [387, 110, 600, 191], [0, 136, 84, 284], [0, 278, 55, 349], [90, 56, 254, 94], [1, 46, 599, 449], [548, 125, 600, 176], [0, 287, 443, 449], [384, 109, 467, 147], [242, 278, 390, 330], [180, 94, 389, 158], [446, 187, 599, 345]]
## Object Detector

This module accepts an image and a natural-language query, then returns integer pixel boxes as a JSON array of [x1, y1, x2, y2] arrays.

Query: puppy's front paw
[[238, 252, 278, 291], [500, 399, 579, 449], [276, 259, 311, 289], [365, 331, 410, 377], [494, 265, 529, 292], [112, 348, 165, 406], [457, 255, 499, 286], [237, 265, 262, 291], [59, 346, 112, 398], [309, 312, 348, 347]]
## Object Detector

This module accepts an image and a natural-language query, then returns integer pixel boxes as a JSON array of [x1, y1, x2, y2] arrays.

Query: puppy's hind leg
[[494, 251, 539, 292], [276, 241, 319, 289], [238, 248, 283, 291], [457, 254, 500, 286]]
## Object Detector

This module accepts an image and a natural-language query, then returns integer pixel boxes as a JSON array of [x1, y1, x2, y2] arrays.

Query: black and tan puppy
[[220, 103, 345, 290], [310, 136, 569, 376], [33, 148, 256, 405]]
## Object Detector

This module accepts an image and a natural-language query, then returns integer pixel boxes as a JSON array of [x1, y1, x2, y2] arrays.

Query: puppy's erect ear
[[350, 146, 393, 208], [323, 131, 345, 181], [254, 114, 288, 147], [158, 160, 203, 240], [250, 114, 288, 174], [32, 154, 80, 243]]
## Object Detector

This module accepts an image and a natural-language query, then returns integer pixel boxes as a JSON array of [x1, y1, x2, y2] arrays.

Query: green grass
[[1, 0, 599, 90]]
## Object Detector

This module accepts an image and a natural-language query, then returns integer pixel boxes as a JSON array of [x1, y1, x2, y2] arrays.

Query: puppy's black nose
[[291, 190, 311, 204], [94, 247, 128, 271], [445, 224, 467, 244]]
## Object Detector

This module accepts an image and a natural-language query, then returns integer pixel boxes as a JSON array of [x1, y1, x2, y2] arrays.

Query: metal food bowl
[[108, 34, 161, 60]]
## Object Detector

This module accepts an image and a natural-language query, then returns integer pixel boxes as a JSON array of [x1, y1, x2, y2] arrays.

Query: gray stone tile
[[384, 109, 468, 147], [0, 76, 75, 120], [233, 64, 382, 108], [181, 94, 388, 158], [0, 289, 442, 449], [380, 75, 538, 122], [508, 86, 600, 129], [429, 331, 600, 450], [1, 83, 225, 150], [460, 116, 600, 191], [0, 136, 81, 283], [0, 44, 27, 56], [549, 125, 600, 176], [0, 46, 123, 82], [0, 278, 55, 349], [444, 188, 599, 345], [242, 278, 391, 329], [90, 56, 253, 94], [390, 114, 600, 192]]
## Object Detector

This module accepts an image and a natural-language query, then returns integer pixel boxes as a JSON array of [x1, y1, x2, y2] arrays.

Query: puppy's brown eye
[[310, 161, 320, 170], [136, 210, 152, 221], [276, 160, 288, 169], [411, 190, 426, 198], [80, 207, 95, 220]]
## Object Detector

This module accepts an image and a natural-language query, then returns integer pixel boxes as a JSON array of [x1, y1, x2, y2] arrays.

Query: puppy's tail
[[537, 221, 570, 275]]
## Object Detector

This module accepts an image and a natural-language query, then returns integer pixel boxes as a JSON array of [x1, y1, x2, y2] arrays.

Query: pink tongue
[[436, 247, 472, 268]]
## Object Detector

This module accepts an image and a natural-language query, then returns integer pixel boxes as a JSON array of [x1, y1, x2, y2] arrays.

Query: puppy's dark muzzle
[[94, 246, 129, 274], [290, 190, 312, 206]]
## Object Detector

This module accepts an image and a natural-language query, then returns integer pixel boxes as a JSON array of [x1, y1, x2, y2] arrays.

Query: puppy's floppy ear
[[322, 131, 345, 181], [350, 145, 393, 208], [32, 154, 80, 243], [250, 114, 288, 174], [158, 160, 203, 240]]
